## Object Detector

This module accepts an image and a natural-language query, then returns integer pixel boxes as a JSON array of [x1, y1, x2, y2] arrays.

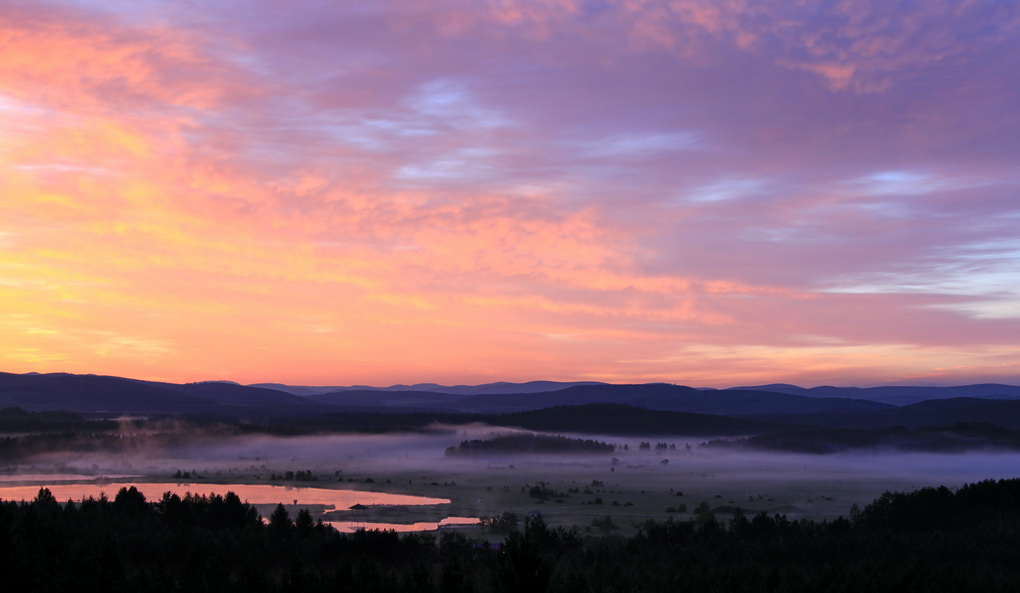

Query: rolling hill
[[4, 372, 1020, 442], [731, 383, 1020, 405], [0, 372, 318, 416]]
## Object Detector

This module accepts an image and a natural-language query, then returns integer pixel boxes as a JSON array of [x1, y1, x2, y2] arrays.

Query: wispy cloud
[[0, 0, 1017, 386]]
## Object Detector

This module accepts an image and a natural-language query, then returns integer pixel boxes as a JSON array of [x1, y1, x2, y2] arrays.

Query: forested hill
[[744, 398, 1020, 431], [3, 373, 1020, 434], [732, 383, 1020, 405], [3, 479, 1020, 592], [0, 372, 316, 416], [1, 372, 896, 417], [254, 380, 609, 396], [707, 422, 1020, 454], [301, 383, 890, 416]]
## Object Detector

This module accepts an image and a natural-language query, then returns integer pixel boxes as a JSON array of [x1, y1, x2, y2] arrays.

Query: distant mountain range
[[256, 379, 1020, 406], [728, 383, 1020, 405], [300, 383, 893, 416], [250, 380, 607, 396], [0, 372, 314, 416], [3, 372, 1020, 434]]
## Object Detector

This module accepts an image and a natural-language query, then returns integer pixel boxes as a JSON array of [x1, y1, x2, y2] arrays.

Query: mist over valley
[[3, 371, 1020, 531]]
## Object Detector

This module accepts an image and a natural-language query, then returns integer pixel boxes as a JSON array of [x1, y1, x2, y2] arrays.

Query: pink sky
[[2, 0, 1018, 387]]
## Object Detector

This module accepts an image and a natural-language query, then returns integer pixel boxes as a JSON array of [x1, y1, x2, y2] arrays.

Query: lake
[[0, 479, 482, 531]]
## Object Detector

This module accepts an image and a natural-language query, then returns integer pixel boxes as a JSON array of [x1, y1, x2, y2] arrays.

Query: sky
[[1, 0, 1019, 388]]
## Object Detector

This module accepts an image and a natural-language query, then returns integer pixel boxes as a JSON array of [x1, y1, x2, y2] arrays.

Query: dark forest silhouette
[[4, 479, 1020, 591]]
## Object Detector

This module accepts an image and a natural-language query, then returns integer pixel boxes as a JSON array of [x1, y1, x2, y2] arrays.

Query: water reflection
[[328, 517, 480, 533], [0, 481, 449, 509]]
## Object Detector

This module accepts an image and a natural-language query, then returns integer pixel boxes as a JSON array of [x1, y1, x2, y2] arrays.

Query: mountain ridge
[[251, 380, 608, 396], [3, 372, 1019, 424], [730, 383, 1020, 405]]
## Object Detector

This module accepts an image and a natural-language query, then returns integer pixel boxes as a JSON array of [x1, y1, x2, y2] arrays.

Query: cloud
[[0, 0, 1017, 386], [0, 3, 251, 114]]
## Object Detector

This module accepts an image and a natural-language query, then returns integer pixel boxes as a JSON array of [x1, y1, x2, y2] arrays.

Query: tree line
[[3, 479, 1020, 591], [445, 433, 615, 456]]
